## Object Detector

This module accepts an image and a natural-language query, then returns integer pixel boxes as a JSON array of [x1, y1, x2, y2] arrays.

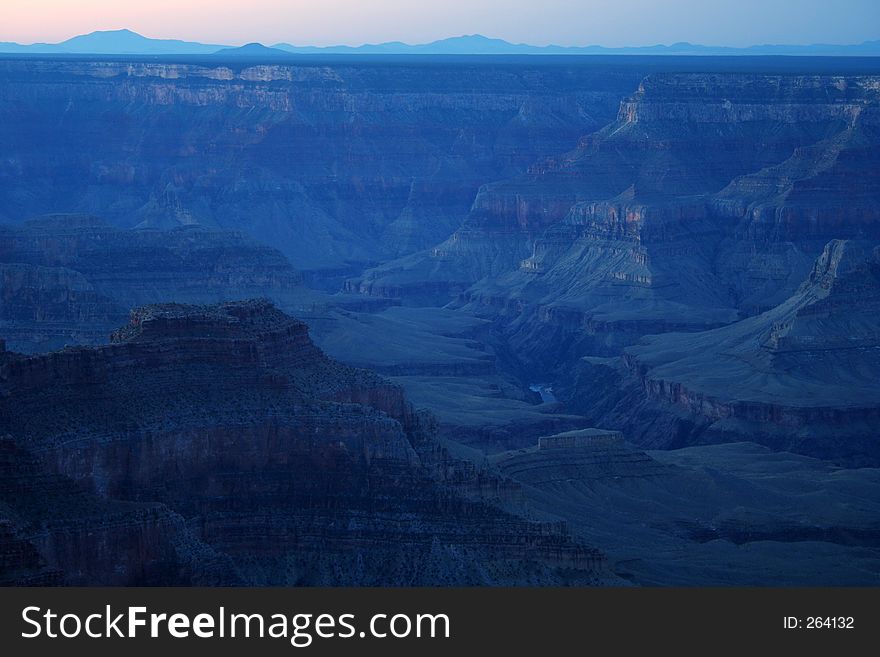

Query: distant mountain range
[[1, 29, 879, 57], [0, 29, 225, 55]]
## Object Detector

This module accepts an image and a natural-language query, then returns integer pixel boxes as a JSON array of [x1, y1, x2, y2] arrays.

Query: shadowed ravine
[[1, 55, 879, 585]]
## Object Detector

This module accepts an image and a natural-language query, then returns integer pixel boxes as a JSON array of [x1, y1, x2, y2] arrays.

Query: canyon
[[0, 300, 609, 585], [1, 54, 879, 585], [0, 214, 316, 352], [0, 56, 645, 274]]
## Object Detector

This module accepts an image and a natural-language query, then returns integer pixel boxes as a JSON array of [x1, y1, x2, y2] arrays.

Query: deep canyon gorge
[[1, 54, 879, 585]]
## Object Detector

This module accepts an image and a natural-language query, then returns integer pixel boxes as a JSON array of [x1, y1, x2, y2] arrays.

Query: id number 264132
[[783, 616, 854, 630]]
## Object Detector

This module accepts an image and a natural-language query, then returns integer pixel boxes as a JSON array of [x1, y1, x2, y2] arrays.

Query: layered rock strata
[[0, 215, 310, 352], [0, 300, 609, 585]]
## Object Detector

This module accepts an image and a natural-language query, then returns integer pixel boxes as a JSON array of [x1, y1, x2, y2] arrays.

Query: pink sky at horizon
[[2, 0, 879, 48]]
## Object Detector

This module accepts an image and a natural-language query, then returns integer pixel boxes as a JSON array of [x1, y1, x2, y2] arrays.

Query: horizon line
[[2, 27, 879, 51]]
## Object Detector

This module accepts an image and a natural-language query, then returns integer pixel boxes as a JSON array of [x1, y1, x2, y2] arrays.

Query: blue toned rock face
[[0, 215, 308, 352], [2, 55, 880, 586], [0, 57, 641, 273], [0, 300, 609, 585]]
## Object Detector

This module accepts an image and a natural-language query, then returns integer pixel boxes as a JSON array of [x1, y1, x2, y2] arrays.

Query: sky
[[1, 0, 879, 47]]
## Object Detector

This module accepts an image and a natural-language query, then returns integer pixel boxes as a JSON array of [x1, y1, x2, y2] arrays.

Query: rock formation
[[2, 55, 880, 586], [0, 215, 312, 352], [349, 72, 880, 470], [563, 241, 880, 464], [489, 431, 880, 585], [0, 58, 642, 274], [0, 300, 610, 585], [354, 73, 879, 312]]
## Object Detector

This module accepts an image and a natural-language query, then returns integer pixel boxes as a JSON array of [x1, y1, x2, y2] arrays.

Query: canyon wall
[[358, 72, 879, 317], [562, 241, 880, 465], [0, 214, 311, 352], [0, 58, 642, 274], [0, 300, 610, 585]]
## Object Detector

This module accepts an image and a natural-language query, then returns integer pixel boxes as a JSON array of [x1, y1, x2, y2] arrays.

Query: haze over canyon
[[1, 50, 878, 586]]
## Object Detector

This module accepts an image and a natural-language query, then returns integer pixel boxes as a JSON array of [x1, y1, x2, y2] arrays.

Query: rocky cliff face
[[0, 58, 641, 274], [563, 241, 880, 464], [0, 214, 312, 352], [348, 71, 880, 471], [354, 73, 880, 388], [0, 300, 610, 585], [354, 73, 878, 303], [489, 432, 880, 585], [2, 58, 880, 585]]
